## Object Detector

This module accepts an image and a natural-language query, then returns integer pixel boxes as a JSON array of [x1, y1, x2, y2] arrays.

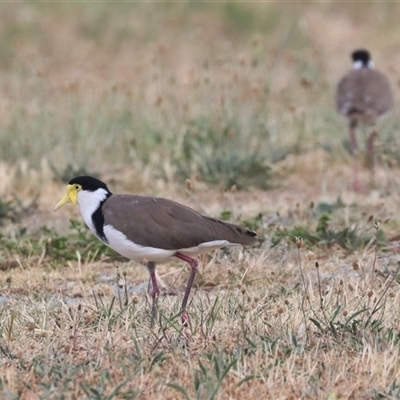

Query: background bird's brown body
[[336, 68, 393, 124]]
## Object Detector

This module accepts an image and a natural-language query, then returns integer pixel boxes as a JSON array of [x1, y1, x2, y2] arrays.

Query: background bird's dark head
[[351, 49, 371, 67]]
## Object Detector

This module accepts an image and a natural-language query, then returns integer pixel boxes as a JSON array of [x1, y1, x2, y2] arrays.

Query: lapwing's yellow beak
[[54, 184, 79, 211]]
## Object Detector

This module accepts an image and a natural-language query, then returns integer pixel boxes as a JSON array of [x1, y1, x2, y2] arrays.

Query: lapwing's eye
[[75, 185, 80, 190]]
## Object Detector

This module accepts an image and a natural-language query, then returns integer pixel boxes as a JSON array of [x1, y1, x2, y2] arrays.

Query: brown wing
[[102, 195, 258, 250], [336, 69, 393, 117]]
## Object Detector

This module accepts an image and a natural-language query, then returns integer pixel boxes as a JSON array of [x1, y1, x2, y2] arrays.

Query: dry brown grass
[[1, 3, 400, 399]]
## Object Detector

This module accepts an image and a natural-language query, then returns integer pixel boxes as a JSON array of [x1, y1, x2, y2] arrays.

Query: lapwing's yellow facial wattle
[[54, 183, 82, 211]]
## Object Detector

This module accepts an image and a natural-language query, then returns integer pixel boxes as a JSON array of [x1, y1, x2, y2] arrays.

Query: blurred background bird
[[336, 49, 393, 190]]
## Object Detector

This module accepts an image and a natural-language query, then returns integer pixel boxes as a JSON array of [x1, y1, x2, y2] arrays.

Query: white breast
[[77, 188, 109, 238], [103, 225, 238, 264]]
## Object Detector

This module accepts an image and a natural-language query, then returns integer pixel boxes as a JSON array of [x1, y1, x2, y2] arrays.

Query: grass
[[175, 118, 273, 189], [1, 2, 400, 399], [271, 199, 387, 250], [2, 243, 400, 398]]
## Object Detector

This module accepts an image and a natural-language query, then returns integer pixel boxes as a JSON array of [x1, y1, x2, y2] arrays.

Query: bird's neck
[[78, 188, 111, 241], [353, 60, 374, 70]]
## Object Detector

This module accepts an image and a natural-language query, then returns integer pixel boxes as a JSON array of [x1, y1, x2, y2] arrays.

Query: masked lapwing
[[54, 176, 258, 324], [336, 49, 393, 190]]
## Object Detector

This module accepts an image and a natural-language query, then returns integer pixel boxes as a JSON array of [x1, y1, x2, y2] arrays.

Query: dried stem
[[370, 221, 380, 287], [365, 261, 400, 327], [295, 237, 310, 344]]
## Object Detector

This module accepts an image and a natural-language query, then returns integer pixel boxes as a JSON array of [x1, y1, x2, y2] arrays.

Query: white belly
[[103, 225, 236, 264]]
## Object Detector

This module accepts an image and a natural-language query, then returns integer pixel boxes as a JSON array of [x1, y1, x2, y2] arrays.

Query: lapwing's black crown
[[68, 176, 111, 193], [351, 49, 371, 66]]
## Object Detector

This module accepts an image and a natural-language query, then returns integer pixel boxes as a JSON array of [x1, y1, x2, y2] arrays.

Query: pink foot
[[352, 178, 362, 192], [181, 310, 190, 327]]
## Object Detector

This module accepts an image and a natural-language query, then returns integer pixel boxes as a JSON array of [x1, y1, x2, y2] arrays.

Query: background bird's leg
[[147, 261, 159, 326], [174, 252, 199, 325], [349, 119, 361, 191], [366, 126, 378, 183], [349, 120, 358, 153]]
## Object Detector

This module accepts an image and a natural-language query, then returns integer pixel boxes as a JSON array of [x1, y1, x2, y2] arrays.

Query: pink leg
[[366, 127, 378, 170], [147, 261, 160, 299], [349, 124, 358, 154], [147, 262, 159, 326], [174, 252, 199, 325], [349, 122, 361, 191]]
